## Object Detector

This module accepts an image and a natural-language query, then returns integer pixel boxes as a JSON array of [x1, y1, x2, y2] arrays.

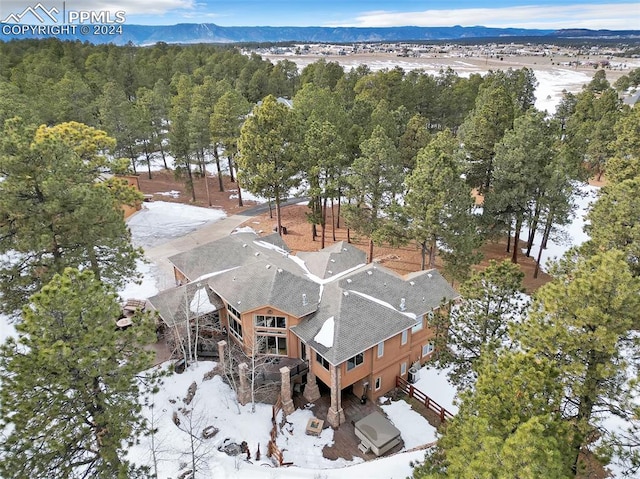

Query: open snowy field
[[262, 52, 640, 114]]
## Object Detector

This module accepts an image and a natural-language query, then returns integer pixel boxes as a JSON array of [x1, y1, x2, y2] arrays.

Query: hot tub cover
[[354, 411, 401, 449]]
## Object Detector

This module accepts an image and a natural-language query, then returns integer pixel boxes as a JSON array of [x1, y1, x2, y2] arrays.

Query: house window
[[401, 329, 408, 345], [346, 352, 364, 371], [412, 318, 423, 333], [401, 362, 407, 376], [375, 377, 381, 391], [226, 303, 243, 340], [422, 342, 434, 357], [377, 341, 384, 358], [227, 303, 241, 319], [229, 315, 242, 340], [255, 315, 286, 329], [257, 335, 287, 356], [316, 352, 329, 370]]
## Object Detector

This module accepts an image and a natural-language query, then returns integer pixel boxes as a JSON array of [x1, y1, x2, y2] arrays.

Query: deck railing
[[396, 376, 454, 422]]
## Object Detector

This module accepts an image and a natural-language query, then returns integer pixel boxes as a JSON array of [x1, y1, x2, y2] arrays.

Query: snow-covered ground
[[521, 183, 599, 273], [127, 201, 227, 249], [127, 361, 425, 479]]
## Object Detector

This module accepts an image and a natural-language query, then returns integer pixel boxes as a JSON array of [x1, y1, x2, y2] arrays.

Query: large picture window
[[346, 352, 364, 371], [258, 335, 287, 355], [255, 315, 286, 329]]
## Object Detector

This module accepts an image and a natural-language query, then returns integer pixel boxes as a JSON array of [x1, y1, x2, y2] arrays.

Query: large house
[[149, 230, 458, 428]]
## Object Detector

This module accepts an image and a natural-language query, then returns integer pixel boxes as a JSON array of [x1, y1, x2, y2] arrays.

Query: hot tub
[[354, 411, 402, 456]]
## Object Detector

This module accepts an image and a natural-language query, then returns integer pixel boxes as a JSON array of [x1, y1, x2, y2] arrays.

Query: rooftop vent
[[399, 298, 406, 312], [328, 270, 333, 275], [409, 281, 415, 286], [302, 293, 308, 306], [330, 259, 335, 263], [367, 271, 373, 275], [346, 278, 352, 284], [242, 244, 247, 248], [277, 268, 283, 273], [266, 264, 271, 269], [427, 273, 433, 279], [343, 247, 348, 251], [343, 291, 349, 296], [255, 252, 260, 256]]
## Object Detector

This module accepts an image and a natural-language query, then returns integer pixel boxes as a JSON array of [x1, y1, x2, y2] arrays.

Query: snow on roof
[[348, 290, 417, 320], [314, 316, 334, 348], [192, 266, 240, 282], [189, 287, 216, 315], [232, 226, 257, 234]]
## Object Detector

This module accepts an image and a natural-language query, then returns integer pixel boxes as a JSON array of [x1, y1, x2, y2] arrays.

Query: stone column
[[326, 364, 345, 428], [217, 340, 227, 373], [279, 366, 295, 415], [238, 362, 250, 405], [303, 348, 321, 403]]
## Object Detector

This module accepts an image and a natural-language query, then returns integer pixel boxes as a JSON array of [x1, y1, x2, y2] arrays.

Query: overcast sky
[[1, 0, 638, 29]]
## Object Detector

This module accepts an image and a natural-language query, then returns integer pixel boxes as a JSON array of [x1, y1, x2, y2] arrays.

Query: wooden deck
[[293, 388, 405, 462]]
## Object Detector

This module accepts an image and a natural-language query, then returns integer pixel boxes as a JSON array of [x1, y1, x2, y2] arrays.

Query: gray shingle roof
[[207, 260, 320, 317], [291, 281, 418, 365], [168, 232, 290, 281], [147, 282, 224, 327], [166, 232, 458, 365], [338, 264, 458, 317], [297, 241, 366, 279]]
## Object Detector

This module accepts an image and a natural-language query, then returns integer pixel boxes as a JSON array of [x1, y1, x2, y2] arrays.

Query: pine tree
[[414, 351, 571, 479], [518, 250, 640, 474], [459, 84, 515, 194], [584, 178, 640, 276], [0, 119, 142, 315], [0, 268, 158, 479], [404, 130, 481, 274], [485, 109, 555, 263], [433, 260, 527, 390], [237, 95, 301, 234], [343, 125, 404, 262]]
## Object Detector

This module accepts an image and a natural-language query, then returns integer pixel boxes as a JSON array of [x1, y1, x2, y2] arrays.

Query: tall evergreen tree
[[414, 351, 571, 479], [433, 260, 527, 390], [237, 95, 300, 234], [169, 75, 196, 201], [343, 125, 404, 262], [0, 268, 158, 479], [518, 250, 640, 474], [403, 130, 481, 273], [584, 178, 640, 277], [459, 84, 515, 194], [210, 88, 251, 203], [485, 109, 555, 263], [0, 119, 142, 314]]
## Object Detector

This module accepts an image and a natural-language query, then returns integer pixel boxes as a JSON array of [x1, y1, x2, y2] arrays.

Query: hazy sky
[[1, 0, 638, 29]]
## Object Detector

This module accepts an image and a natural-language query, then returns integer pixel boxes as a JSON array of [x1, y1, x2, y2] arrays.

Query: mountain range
[[1, 23, 639, 46]]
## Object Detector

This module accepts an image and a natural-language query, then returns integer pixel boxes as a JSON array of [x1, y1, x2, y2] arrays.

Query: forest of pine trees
[[0, 38, 639, 477]]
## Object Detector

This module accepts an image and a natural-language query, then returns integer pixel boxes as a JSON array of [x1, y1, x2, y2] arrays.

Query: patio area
[[293, 386, 405, 462]]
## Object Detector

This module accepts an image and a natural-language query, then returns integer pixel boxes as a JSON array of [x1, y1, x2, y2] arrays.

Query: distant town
[[252, 41, 638, 72]]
